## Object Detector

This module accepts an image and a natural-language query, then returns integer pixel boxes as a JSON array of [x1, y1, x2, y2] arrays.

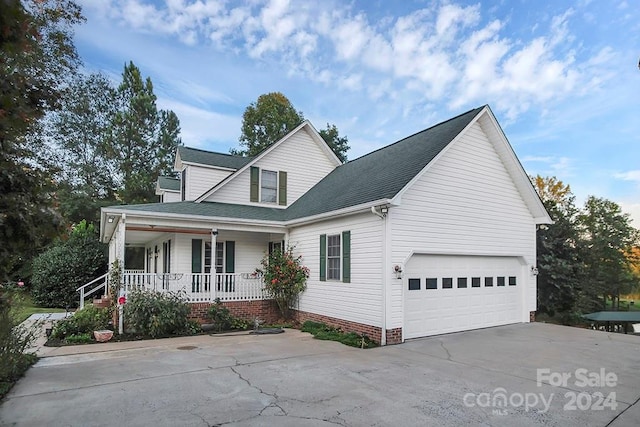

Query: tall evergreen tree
[[533, 176, 585, 319], [105, 62, 182, 204]]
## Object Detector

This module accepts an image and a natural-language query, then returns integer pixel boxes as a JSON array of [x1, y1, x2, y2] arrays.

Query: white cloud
[[97, 1, 613, 123], [615, 171, 640, 183]]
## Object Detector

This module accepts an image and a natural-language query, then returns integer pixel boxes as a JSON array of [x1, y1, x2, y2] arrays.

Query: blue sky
[[74, 0, 640, 226]]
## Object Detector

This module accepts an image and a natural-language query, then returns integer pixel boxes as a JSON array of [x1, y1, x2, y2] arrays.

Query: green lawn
[[11, 292, 67, 324]]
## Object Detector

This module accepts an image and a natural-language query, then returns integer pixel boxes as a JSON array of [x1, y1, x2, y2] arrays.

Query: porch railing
[[121, 272, 266, 302], [76, 272, 109, 309]]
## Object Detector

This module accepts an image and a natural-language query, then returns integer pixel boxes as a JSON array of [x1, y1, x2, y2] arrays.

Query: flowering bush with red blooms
[[257, 247, 309, 319]]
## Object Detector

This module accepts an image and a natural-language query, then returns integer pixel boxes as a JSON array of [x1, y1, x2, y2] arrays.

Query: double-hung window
[[320, 231, 350, 283], [327, 234, 341, 280], [260, 170, 278, 203]]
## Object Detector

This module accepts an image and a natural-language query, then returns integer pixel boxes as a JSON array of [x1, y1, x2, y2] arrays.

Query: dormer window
[[250, 166, 287, 206], [261, 170, 278, 203]]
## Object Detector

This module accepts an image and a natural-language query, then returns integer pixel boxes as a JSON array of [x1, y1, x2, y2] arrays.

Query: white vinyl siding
[[289, 212, 383, 328], [204, 127, 337, 205], [161, 191, 181, 203], [182, 166, 233, 201], [389, 121, 536, 330]]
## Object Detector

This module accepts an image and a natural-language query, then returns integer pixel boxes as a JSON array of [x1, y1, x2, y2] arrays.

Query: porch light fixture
[[381, 206, 389, 215], [531, 266, 539, 276], [107, 216, 115, 223]]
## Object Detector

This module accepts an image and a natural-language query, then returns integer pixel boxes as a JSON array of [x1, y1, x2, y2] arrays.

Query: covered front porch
[[97, 210, 287, 306]]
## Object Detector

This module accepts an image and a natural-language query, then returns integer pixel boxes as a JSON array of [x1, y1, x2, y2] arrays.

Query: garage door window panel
[[408, 278, 420, 290], [457, 278, 467, 288], [471, 277, 481, 288], [497, 276, 505, 286], [485, 277, 493, 287], [443, 277, 453, 289], [509, 276, 517, 286], [426, 278, 437, 289]]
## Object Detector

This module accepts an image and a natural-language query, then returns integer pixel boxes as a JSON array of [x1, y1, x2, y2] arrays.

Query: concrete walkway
[[1, 323, 639, 426]]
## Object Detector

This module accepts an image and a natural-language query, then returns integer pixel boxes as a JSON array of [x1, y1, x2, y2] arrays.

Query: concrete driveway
[[1, 323, 638, 426]]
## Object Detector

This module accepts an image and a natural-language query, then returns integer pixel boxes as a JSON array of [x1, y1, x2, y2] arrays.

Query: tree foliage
[[532, 175, 640, 318], [31, 221, 107, 308], [104, 61, 182, 204], [0, 0, 83, 281], [234, 92, 304, 157], [53, 73, 117, 223], [233, 92, 349, 161], [318, 123, 349, 163], [579, 196, 640, 310]]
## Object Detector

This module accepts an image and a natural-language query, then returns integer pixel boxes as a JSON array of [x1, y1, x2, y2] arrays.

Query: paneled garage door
[[404, 255, 524, 339]]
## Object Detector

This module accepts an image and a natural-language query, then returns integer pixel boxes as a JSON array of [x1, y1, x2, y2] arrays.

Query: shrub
[[124, 290, 192, 338], [64, 333, 93, 344], [301, 321, 377, 349], [257, 247, 309, 319], [206, 298, 250, 332], [31, 221, 107, 308], [51, 305, 112, 340], [0, 291, 38, 399]]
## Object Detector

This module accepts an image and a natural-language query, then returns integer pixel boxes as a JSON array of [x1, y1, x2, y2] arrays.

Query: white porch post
[[211, 229, 218, 302], [118, 213, 126, 268]]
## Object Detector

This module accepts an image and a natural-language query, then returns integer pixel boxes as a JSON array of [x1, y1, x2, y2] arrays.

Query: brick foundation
[[189, 300, 280, 325], [529, 311, 536, 322], [385, 328, 403, 345], [293, 309, 382, 344]]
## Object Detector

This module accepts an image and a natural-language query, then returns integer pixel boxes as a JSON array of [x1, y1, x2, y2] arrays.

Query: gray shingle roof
[[283, 107, 484, 219], [157, 176, 180, 192], [178, 146, 253, 170], [120, 201, 286, 222], [110, 107, 484, 222]]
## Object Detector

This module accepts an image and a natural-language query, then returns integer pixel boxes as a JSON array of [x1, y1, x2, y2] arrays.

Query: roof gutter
[[285, 199, 394, 227]]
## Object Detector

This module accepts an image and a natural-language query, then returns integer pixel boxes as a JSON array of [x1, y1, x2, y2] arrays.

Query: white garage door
[[404, 255, 524, 339]]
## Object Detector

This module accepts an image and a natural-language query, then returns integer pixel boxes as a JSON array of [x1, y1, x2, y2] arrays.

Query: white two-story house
[[99, 105, 551, 344]]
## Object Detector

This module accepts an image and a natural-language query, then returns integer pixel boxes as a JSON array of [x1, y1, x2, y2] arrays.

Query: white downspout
[[371, 205, 389, 345]]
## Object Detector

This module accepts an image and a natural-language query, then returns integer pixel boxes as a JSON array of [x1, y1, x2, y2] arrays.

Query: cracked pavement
[[1, 324, 639, 426]]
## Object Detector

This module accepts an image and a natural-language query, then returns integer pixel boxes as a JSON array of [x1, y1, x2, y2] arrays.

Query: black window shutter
[[191, 239, 202, 273], [319, 234, 326, 281], [225, 241, 235, 273], [278, 171, 287, 206], [342, 231, 351, 283], [250, 167, 259, 202]]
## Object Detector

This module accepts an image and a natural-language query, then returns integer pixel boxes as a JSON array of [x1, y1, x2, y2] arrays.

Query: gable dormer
[[196, 121, 342, 207], [174, 146, 252, 201]]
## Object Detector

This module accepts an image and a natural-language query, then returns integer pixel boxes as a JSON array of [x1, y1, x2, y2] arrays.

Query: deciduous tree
[[233, 92, 350, 161], [0, 0, 83, 280]]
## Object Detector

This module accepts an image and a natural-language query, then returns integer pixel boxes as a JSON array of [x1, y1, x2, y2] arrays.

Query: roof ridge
[[181, 145, 250, 159], [344, 106, 485, 165]]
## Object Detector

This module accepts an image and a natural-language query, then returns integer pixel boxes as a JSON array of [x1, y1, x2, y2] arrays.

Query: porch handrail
[[77, 272, 109, 309]]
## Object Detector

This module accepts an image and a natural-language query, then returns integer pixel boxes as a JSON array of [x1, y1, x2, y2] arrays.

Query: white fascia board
[[284, 198, 393, 226], [195, 121, 341, 203], [180, 161, 237, 172]]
